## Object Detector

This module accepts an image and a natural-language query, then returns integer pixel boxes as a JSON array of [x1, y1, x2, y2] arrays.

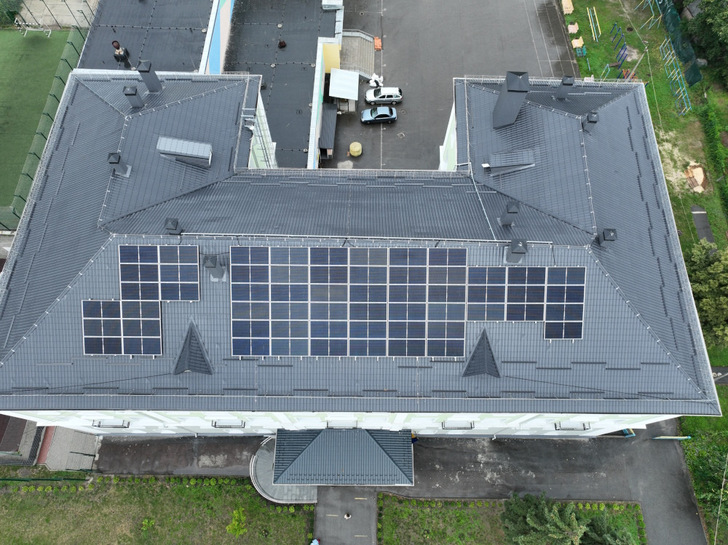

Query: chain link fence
[[0, 27, 85, 230]]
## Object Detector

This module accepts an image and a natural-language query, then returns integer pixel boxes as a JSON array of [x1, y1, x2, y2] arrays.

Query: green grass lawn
[[681, 386, 728, 545], [0, 474, 314, 545], [0, 30, 68, 207], [377, 495, 642, 544]]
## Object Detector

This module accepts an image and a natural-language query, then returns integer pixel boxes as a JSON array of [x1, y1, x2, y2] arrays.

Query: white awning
[[329, 68, 359, 100]]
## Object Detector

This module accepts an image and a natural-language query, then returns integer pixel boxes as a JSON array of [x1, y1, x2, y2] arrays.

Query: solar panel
[[82, 300, 161, 355], [229, 245, 585, 357], [119, 245, 199, 301]]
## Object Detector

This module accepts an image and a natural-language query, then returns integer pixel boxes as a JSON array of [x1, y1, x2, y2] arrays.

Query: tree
[[687, 0, 728, 84], [582, 513, 637, 545], [502, 494, 588, 545], [686, 240, 728, 345]]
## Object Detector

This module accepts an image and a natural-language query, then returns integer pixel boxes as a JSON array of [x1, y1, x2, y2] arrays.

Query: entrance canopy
[[273, 429, 414, 486]]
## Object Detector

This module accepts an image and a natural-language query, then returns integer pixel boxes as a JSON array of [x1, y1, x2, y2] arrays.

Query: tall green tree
[[686, 240, 728, 345], [687, 0, 728, 84]]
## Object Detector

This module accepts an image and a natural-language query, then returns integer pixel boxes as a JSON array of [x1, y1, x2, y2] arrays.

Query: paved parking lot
[[326, 0, 578, 170]]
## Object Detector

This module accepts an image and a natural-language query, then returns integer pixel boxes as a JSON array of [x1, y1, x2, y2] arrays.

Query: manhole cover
[[397, 132, 406, 139], [398, 108, 407, 115]]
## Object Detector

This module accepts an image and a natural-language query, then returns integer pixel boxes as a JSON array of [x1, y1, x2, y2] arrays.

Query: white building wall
[[2, 410, 677, 438]]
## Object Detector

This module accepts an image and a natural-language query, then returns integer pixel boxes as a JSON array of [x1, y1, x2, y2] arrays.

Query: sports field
[[0, 30, 68, 206]]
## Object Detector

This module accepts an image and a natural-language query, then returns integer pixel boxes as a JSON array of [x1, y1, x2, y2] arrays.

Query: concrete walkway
[[250, 437, 317, 504]]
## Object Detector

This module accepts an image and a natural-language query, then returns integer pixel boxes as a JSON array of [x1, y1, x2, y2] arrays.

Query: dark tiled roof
[[274, 429, 413, 485], [0, 73, 718, 418]]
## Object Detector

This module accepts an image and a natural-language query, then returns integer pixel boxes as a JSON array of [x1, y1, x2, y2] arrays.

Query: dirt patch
[[625, 45, 641, 62], [721, 131, 728, 148], [658, 131, 702, 193]]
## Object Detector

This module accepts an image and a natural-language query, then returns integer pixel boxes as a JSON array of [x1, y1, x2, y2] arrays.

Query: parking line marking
[[355, 497, 368, 500], [326, 514, 339, 517]]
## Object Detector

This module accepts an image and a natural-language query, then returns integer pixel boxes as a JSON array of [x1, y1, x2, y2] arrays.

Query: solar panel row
[[119, 245, 200, 301]]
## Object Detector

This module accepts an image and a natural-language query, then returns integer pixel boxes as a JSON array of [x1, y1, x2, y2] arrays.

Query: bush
[[226, 508, 248, 537]]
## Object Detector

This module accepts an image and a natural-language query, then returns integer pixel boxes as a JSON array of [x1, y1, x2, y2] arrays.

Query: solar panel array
[[82, 300, 162, 355], [467, 266, 585, 339], [119, 245, 199, 301], [230, 246, 586, 357], [82, 245, 200, 356]]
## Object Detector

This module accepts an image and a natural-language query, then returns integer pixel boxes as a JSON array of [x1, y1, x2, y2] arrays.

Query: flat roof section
[[224, 0, 336, 167], [78, 0, 211, 71]]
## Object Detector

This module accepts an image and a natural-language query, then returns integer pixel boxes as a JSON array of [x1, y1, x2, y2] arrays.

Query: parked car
[[365, 86, 403, 105], [360, 106, 397, 124]]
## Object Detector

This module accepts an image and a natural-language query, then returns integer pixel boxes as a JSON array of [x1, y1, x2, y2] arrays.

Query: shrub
[[599, 502, 605, 511], [288, 505, 295, 513], [190, 478, 197, 486], [226, 508, 248, 537], [36, 486, 44, 492], [276, 506, 282, 513], [70, 486, 76, 492], [210, 478, 217, 486], [477, 500, 483, 507]]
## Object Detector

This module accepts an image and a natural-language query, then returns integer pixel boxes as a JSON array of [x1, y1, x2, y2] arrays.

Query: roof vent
[[123, 86, 144, 109], [137, 60, 162, 93], [506, 239, 528, 263], [164, 217, 182, 235], [203, 254, 228, 282], [499, 201, 520, 227], [107, 152, 131, 178], [581, 111, 599, 133], [555, 75, 575, 101], [493, 71, 529, 129], [157, 136, 212, 168], [598, 228, 617, 246]]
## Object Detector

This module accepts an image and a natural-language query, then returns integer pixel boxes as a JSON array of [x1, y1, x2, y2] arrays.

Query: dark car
[[360, 106, 398, 124]]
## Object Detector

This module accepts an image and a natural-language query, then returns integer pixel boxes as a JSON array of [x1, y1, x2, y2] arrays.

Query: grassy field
[[0, 473, 314, 545], [0, 30, 68, 207], [377, 495, 642, 544], [682, 385, 728, 545]]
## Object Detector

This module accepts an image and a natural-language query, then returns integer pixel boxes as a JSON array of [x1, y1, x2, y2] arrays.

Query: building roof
[[273, 429, 413, 485], [79, 0, 211, 71], [0, 72, 718, 418]]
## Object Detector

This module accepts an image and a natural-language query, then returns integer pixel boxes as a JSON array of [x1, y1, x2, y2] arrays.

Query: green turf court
[[0, 29, 68, 207]]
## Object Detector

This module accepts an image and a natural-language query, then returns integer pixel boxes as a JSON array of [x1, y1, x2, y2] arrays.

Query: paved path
[[315, 487, 377, 545]]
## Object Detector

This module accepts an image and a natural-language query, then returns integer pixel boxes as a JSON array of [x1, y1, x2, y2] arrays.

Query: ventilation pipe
[[108, 152, 131, 178], [555, 75, 574, 101], [123, 86, 144, 109], [506, 239, 528, 263], [500, 201, 520, 227]]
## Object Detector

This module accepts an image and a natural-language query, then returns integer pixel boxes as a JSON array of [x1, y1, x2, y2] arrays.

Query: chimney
[[492, 71, 529, 129], [581, 111, 599, 133], [123, 86, 144, 109], [555, 75, 574, 101], [164, 217, 182, 235], [108, 152, 131, 178], [137, 60, 162, 93], [500, 201, 520, 227], [506, 239, 528, 263], [597, 228, 617, 246]]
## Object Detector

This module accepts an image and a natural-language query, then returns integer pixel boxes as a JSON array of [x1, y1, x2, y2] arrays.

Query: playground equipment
[[660, 38, 692, 115], [587, 7, 601, 42], [636, 0, 661, 30]]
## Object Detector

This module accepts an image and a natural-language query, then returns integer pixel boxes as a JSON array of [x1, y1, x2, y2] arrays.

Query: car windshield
[[373, 88, 382, 97], [369, 108, 382, 115]]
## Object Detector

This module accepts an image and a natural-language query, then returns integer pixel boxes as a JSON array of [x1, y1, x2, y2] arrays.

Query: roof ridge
[[365, 430, 413, 484]]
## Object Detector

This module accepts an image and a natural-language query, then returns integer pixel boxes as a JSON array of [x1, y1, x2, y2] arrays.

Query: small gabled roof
[[274, 429, 413, 486], [174, 322, 212, 375]]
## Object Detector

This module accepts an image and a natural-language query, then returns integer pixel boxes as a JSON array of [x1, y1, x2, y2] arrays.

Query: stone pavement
[[249, 437, 317, 504]]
